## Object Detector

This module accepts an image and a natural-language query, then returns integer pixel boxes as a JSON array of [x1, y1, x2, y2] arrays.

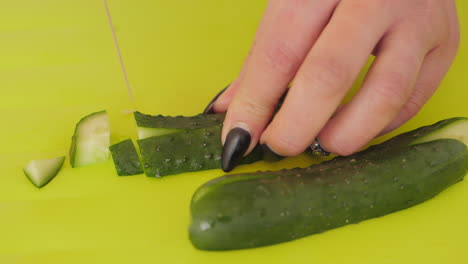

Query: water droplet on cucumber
[[199, 221, 212, 231]]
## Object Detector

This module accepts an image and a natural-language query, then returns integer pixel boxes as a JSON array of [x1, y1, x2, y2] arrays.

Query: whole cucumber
[[189, 117, 468, 250]]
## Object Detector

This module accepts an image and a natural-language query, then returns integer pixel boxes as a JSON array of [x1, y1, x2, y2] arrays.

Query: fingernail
[[203, 84, 230, 114], [221, 127, 251, 172], [261, 144, 284, 161]]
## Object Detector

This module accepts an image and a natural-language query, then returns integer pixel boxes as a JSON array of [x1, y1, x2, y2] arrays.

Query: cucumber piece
[[109, 139, 143, 176], [23, 156, 65, 188], [134, 112, 225, 139], [69, 111, 110, 167], [138, 125, 263, 177], [189, 117, 468, 250]]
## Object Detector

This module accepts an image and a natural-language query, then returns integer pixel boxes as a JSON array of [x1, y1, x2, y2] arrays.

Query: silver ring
[[309, 140, 330, 156]]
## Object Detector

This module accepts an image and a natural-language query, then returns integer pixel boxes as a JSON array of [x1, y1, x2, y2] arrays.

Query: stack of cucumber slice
[[23, 110, 262, 187], [135, 112, 262, 177]]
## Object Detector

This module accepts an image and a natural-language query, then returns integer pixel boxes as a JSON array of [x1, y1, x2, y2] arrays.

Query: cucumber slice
[[189, 117, 468, 250], [134, 112, 225, 139], [109, 139, 143, 176], [69, 111, 110, 167], [138, 125, 263, 177], [23, 156, 65, 188]]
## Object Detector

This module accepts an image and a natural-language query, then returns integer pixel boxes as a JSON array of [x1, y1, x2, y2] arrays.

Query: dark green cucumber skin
[[109, 139, 143, 176], [134, 112, 225, 129], [138, 125, 262, 177], [190, 139, 467, 250]]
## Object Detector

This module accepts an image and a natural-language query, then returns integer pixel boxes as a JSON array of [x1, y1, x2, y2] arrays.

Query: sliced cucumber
[[189, 117, 468, 250], [138, 125, 263, 177], [23, 156, 65, 188], [134, 112, 225, 139], [69, 111, 110, 167], [109, 139, 143, 176]]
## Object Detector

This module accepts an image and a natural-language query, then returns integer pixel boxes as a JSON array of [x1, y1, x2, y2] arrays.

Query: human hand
[[204, 0, 460, 172]]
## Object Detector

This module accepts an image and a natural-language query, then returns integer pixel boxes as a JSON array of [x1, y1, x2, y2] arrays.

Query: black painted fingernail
[[221, 127, 251, 172], [261, 144, 284, 161], [203, 84, 230, 114]]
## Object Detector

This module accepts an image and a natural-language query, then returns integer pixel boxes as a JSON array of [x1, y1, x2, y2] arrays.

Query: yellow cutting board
[[0, 0, 467, 263]]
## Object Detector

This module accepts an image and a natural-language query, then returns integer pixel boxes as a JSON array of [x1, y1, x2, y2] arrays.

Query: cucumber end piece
[[23, 156, 65, 188]]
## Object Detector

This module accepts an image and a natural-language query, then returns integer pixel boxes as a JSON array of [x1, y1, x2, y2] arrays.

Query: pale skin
[[211, 0, 460, 157]]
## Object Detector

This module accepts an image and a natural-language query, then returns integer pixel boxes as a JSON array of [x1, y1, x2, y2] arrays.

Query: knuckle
[[400, 88, 427, 119], [342, 0, 386, 19], [260, 40, 300, 76], [286, 0, 310, 7], [299, 57, 351, 97], [369, 71, 412, 110], [236, 96, 273, 122], [343, 0, 372, 11], [447, 25, 461, 55], [400, 98, 424, 120]]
